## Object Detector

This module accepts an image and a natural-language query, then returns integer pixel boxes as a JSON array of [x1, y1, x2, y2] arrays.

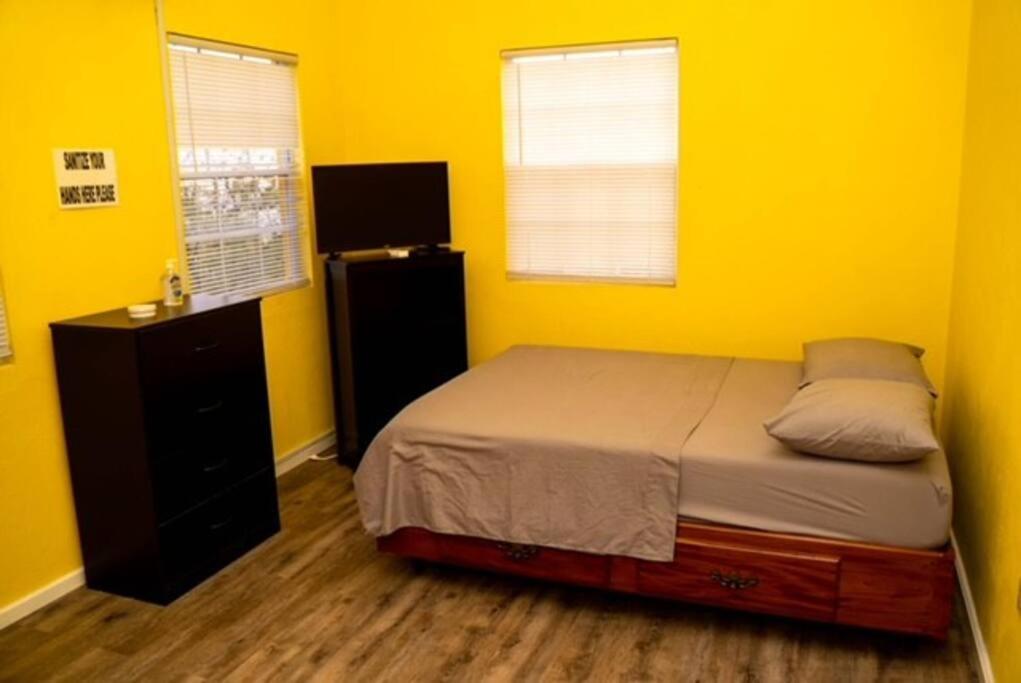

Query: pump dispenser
[[162, 258, 184, 307]]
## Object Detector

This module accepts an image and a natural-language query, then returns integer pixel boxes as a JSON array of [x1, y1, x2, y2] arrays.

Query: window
[[167, 36, 309, 297], [0, 273, 11, 361], [502, 40, 678, 284]]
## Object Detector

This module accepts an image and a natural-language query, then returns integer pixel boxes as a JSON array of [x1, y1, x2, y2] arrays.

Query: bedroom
[[0, 0, 1017, 680]]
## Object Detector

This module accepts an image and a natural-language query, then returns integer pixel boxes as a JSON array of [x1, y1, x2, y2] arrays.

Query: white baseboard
[[952, 530, 995, 683], [0, 569, 85, 631], [0, 430, 337, 633], [274, 430, 336, 477]]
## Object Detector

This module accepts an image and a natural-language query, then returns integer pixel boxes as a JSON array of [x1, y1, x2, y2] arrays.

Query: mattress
[[679, 358, 952, 548]]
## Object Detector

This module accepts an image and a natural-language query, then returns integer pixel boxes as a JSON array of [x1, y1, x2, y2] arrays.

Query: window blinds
[[502, 40, 678, 284], [167, 36, 309, 297], [0, 277, 11, 361]]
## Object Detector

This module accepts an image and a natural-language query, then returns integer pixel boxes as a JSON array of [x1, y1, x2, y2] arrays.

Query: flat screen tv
[[311, 162, 451, 254]]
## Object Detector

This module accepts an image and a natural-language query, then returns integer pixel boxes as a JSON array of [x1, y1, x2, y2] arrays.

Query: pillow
[[764, 378, 939, 463], [801, 338, 937, 397]]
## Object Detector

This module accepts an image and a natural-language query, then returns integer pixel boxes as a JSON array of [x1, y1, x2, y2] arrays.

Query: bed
[[354, 346, 955, 638]]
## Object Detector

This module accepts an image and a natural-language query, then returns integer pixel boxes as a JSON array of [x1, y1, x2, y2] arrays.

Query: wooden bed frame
[[378, 520, 956, 639]]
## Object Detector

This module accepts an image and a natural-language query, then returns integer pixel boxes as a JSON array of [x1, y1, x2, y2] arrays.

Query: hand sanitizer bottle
[[163, 258, 184, 307]]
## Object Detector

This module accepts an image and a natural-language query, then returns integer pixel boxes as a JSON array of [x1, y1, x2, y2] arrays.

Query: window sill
[[189, 277, 312, 302], [507, 272, 676, 287]]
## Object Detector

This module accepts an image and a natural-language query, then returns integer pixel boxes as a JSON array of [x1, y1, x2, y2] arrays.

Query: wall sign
[[53, 149, 118, 209]]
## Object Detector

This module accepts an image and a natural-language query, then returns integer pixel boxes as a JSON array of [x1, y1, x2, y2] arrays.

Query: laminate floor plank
[[0, 459, 981, 682]]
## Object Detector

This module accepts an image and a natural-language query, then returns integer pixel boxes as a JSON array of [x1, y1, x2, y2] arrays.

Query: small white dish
[[127, 303, 157, 319]]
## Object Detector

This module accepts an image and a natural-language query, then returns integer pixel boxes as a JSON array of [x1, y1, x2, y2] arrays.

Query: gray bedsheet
[[678, 358, 952, 548], [353, 345, 733, 561]]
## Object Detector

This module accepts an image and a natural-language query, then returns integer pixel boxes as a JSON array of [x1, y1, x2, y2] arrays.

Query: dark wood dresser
[[325, 251, 468, 465], [51, 295, 280, 604]]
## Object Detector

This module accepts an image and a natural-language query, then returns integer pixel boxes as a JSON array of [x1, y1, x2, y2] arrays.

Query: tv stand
[[324, 250, 468, 466]]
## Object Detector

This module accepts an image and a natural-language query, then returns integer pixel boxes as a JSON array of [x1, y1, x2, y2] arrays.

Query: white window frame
[[162, 33, 311, 299], [501, 39, 679, 285]]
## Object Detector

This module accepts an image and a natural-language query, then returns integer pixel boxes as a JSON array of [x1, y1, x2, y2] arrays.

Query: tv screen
[[311, 162, 451, 254]]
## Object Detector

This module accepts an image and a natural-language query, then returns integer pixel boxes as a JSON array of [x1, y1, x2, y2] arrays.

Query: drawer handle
[[196, 399, 224, 415], [208, 517, 234, 532], [201, 458, 229, 473], [710, 570, 759, 591], [496, 542, 540, 562], [194, 341, 221, 353]]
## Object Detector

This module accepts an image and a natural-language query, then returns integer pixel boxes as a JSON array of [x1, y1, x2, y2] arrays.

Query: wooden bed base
[[378, 521, 956, 639]]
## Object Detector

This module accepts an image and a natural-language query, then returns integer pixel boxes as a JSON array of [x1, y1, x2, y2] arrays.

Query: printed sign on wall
[[53, 149, 118, 209]]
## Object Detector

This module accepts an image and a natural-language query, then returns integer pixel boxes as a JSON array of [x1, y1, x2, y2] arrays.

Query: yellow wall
[[0, 0, 984, 648], [941, 0, 1021, 679], [0, 0, 335, 609], [331, 0, 971, 389]]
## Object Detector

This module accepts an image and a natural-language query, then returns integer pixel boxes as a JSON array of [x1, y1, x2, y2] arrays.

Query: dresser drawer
[[159, 469, 279, 598], [139, 301, 265, 408], [144, 385, 272, 464], [637, 539, 840, 621], [151, 431, 273, 521], [438, 535, 610, 588]]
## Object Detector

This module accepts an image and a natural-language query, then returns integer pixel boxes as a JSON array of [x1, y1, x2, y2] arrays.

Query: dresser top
[[51, 294, 259, 330]]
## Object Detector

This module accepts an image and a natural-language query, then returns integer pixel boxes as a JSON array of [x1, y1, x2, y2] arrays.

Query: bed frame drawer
[[429, 534, 611, 588], [378, 529, 610, 588], [637, 539, 840, 621]]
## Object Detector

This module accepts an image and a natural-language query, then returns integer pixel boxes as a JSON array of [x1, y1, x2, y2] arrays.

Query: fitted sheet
[[354, 346, 734, 561], [679, 358, 952, 548]]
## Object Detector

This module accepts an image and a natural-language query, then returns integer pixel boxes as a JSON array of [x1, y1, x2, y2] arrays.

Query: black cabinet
[[51, 296, 280, 604], [325, 251, 468, 465]]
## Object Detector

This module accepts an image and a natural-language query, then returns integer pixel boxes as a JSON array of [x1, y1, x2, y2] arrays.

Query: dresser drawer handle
[[196, 399, 224, 415], [201, 458, 229, 474], [194, 341, 221, 353], [496, 542, 540, 562], [208, 517, 234, 532], [710, 570, 759, 590]]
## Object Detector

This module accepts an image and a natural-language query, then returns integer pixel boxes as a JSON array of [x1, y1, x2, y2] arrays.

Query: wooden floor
[[0, 459, 980, 682]]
